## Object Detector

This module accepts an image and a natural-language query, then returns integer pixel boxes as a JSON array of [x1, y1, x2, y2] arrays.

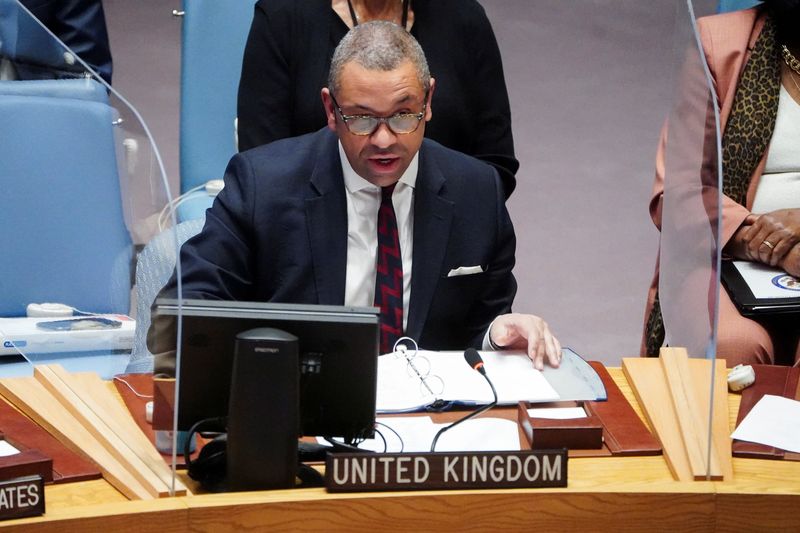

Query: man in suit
[[155, 20, 560, 373]]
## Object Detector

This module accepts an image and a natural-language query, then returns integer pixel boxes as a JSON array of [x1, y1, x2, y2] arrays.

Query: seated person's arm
[[148, 154, 256, 376], [160, 154, 257, 302], [727, 208, 800, 276], [488, 313, 562, 370], [781, 244, 800, 277], [466, 173, 561, 370]]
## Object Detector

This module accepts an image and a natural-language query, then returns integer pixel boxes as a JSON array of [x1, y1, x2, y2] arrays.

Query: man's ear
[[321, 88, 337, 131], [425, 78, 435, 122]]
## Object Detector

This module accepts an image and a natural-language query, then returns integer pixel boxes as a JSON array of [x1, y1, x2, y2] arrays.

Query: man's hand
[[489, 313, 562, 370], [741, 208, 800, 266]]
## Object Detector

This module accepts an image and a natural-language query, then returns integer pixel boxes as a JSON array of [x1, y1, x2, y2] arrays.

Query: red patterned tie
[[374, 184, 404, 354]]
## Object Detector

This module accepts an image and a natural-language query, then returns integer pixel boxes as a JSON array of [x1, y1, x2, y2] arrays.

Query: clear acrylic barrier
[[0, 0, 185, 494], [659, 0, 723, 480], [660, 0, 722, 359], [0, 0, 735, 496]]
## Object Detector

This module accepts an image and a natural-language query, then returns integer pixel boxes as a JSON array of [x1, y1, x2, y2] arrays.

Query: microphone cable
[[430, 348, 498, 452]]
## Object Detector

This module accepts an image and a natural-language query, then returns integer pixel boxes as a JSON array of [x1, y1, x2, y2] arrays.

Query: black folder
[[721, 260, 800, 316]]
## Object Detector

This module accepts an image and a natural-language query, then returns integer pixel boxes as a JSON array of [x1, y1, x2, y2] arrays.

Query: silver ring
[[762, 240, 775, 250]]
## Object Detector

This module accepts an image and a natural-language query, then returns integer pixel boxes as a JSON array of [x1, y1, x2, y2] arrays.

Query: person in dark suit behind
[[236, 0, 519, 198], [20, 0, 113, 84], [153, 21, 560, 375]]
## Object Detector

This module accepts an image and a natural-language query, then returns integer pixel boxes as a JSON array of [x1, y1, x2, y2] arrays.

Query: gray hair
[[328, 20, 430, 95]]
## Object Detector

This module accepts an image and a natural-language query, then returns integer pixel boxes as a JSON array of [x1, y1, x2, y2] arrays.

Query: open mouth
[[369, 156, 400, 170]]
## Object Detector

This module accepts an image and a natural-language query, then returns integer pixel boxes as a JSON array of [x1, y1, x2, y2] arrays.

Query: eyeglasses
[[330, 93, 427, 136], [393, 337, 444, 397]]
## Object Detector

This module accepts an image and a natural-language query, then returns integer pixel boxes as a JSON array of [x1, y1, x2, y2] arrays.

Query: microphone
[[430, 348, 498, 452], [464, 347, 486, 375]]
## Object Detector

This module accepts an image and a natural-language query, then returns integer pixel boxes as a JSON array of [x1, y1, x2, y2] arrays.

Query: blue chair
[[176, 0, 256, 221], [718, 0, 761, 12], [127, 218, 204, 373], [0, 78, 108, 102], [0, 88, 132, 317]]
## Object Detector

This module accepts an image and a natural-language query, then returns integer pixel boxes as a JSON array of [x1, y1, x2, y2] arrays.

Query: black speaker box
[[226, 327, 299, 491]]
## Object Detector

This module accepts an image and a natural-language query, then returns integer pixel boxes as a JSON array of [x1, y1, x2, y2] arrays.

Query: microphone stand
[[430, 372, 498, 452]]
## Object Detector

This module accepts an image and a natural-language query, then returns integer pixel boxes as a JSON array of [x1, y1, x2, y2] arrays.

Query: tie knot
[[381, 184, 396, 200]]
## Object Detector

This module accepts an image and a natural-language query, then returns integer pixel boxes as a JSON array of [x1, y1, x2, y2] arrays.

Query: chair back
[[717, 0, 761, 12], [0, 87, 132, 317], [0, 78, 108, 102], [127, 219, 204, 373], [178, 0, 256, 221]]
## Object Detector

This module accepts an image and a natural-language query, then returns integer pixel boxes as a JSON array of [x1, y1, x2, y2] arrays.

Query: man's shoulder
[[239, 128, 334, 166], [231, 128, 337, 192], [421, 138, 497, 178], [419, 138, 502, 201]]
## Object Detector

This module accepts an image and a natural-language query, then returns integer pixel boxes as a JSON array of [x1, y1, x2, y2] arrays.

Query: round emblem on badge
[[771, 274, 800, 291]]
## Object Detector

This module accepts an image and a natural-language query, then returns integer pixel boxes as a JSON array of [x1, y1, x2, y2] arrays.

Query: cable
[[321, 437, 370, 453], [112, 376, 153, 399], [156, 183, 207, 231], [156, 179, 226, 231], [430, 349, 498, 452], [373, 427, 388, 453], [375, 421, 404, 453], [429, 379, 497, 452]]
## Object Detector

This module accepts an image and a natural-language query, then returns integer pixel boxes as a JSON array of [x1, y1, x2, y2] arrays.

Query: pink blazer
[[642, 7, 768, 355]]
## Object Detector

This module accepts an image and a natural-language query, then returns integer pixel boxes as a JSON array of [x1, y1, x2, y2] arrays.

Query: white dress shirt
[[340, 142, 416, 332], [339, 142, 496, 351], [752, 84, 800, 213]]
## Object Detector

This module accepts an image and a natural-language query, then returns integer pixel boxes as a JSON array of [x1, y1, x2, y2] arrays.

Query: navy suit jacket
[[164, 128, 517, 351]]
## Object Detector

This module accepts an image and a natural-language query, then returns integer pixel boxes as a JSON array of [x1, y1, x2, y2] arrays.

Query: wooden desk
[[3, 369, 799, 532]]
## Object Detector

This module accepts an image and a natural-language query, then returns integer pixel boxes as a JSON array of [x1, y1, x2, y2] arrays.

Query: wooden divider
[[623, 357, 693, 480], [0, 376, 153, 500], [0, 365, 191, 500], [693, 356, 734, 481], [622, 351, 732, 482], [33, 365, 171, 498], [70, 371, 189, 495], [659, 349, 722, 480]]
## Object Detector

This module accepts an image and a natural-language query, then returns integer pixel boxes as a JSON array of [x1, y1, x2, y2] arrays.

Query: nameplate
[[0, 475, 45, 521], [325, 450, 567, 492]]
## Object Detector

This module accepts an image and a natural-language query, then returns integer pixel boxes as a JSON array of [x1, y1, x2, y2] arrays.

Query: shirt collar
[[339, 141, 419, 193]]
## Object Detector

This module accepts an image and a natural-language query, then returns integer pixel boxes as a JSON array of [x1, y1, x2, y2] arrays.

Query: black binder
[[721, 260, 800, 316]]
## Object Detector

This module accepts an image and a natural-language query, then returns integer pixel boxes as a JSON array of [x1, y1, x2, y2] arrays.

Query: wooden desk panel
[[184, 489, 715, 533], [1, 368, 798, 532]]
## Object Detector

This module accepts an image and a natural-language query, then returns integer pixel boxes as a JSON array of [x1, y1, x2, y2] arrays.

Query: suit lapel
[[407, 145, 453, 341], [306, 131, 347, 305]]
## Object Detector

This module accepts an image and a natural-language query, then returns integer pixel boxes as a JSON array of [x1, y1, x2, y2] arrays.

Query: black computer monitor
[[153, 299, 379, 441]]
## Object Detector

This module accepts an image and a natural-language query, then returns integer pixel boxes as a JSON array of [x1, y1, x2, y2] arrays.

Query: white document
[[321, 416, 521, 453], [0, 441, 20, 457], [527, 407, 587, 420], [376, 350, 560, 413], [733, 261, 800, 299], [431, 417, 521, 452], [731, 394, 800, 453]]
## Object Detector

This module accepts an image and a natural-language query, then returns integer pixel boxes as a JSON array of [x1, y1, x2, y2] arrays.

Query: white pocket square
[[447, 265, 485, 277]]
